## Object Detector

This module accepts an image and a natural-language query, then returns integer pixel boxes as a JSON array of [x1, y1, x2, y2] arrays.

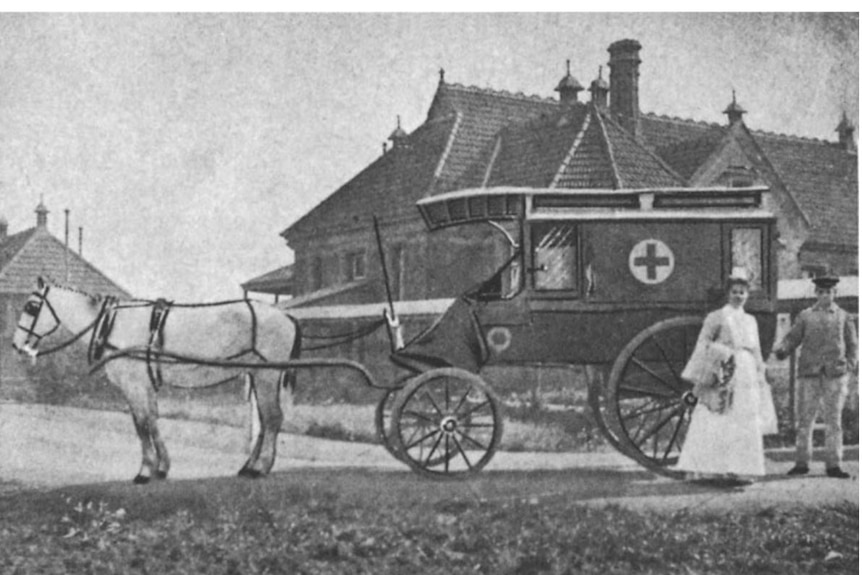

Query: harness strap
[[145, 298, 173, 390], [88, 298, 119, 363]]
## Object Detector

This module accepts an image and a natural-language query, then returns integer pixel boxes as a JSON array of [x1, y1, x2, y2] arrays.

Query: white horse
[[12, 277, 300, 483]]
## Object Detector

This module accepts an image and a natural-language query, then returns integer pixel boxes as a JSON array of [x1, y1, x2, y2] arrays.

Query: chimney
[[590, 66, 609, 109], [35, 197, 49, 228], [723, 90, 747, 125], [0, 215, 8, 243], [555, 59, 583, 106], [608, 39, 642, 138], [836, 111, 857, 153]]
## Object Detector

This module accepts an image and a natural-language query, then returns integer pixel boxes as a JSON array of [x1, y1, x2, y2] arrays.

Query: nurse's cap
[[812, 276, 840, 289]]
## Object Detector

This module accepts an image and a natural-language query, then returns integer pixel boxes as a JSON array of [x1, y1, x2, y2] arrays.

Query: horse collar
[[89, 298, 119, 363]]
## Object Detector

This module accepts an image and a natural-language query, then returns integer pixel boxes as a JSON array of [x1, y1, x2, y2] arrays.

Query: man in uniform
[[774, 276, 858, 478]]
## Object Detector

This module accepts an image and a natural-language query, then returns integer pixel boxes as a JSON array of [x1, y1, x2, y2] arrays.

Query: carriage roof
[[417, 185, 774, 231]]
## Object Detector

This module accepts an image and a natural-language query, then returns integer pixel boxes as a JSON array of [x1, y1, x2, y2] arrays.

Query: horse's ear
[[37, 276, 45, 289]]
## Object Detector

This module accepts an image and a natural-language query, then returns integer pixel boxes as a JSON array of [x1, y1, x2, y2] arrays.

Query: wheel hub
[[440, 416, 458, 435]]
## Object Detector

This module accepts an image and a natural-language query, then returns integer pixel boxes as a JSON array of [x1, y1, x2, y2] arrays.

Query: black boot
[[787, 464, 809, 476], [826, 466, 850, 479]]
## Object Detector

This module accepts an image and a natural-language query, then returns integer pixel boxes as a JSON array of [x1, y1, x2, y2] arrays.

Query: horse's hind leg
[[238, 371, 283, 478]]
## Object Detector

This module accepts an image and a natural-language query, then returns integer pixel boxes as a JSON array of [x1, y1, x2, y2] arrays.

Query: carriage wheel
[[389, 367, 503, 480], [375, 385, 405, 460], [606, 316, 701, 478]]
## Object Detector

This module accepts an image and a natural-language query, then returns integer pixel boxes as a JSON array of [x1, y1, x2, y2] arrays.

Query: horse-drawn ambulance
[[381, 184, 778, 479]]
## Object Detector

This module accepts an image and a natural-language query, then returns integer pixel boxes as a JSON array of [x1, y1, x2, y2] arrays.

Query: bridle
[[16, 285, 62, 353], [15, 284, 107, 359]]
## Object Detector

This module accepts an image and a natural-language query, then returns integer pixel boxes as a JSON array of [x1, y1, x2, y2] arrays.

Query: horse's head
[[12, 276, 62, 359]]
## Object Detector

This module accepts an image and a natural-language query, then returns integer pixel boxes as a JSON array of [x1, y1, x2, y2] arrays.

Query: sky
[[0, 12, 858, 300]]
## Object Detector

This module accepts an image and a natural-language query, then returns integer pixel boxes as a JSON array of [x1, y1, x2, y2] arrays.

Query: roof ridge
[[749, 128, 832, 145], [594, 108, 622, 188], [601, 110, 686, 186], [551, 108, 593, 188], [443, 81, 558, 105], [643, 110, 836, 146]]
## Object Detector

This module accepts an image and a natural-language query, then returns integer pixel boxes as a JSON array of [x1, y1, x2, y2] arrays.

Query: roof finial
[[723, 89, 746, 125], [566, 59, 571, 75], [439, 68, 445, 84]]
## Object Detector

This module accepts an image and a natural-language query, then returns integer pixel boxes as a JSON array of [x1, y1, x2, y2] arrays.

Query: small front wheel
[[389, 368, 503, 480]]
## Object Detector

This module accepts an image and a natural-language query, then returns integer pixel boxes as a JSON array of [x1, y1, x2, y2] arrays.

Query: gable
[[0, 228, 130, 297], [755, 134, 858, 248]]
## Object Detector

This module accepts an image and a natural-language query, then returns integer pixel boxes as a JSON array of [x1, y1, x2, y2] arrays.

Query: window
[[731, 227, 762, 290], [531, 223, 578, 291], [347, 251, 366, 281], [310, 256, 323, 291]]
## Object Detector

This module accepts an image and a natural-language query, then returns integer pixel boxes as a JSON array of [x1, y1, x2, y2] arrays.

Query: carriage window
[[531, 223, 578, 291], [731, 227, 762, 290]]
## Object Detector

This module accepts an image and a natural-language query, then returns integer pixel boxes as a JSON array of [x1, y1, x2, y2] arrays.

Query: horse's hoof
[[133, 474, 151, 485], [155, 471, 168, 480], [238, 468, 263, 479]]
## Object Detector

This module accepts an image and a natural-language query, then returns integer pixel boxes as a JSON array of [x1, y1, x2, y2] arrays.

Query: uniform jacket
[[779, 303, 858, 377]]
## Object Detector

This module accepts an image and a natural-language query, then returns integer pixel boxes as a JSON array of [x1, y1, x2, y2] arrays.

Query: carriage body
[[385, 185, 778, 477]]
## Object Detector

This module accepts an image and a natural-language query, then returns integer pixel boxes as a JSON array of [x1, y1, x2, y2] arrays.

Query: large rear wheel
[[606, 316, 701, 478], [389, 368, 503, 480]]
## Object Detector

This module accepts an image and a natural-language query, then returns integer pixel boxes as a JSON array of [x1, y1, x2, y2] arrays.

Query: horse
[[11, 276, 301, 483]]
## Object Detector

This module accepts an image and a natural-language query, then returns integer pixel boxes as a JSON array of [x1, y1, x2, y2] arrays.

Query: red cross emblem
[[629, 239, 675, 284]]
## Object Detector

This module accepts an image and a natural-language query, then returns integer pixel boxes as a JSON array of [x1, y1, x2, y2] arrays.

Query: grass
[[0, 470, 857, 574]]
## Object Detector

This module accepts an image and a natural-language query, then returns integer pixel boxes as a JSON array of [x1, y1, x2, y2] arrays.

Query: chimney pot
[[836, 111, 857, 153], [35, 196, 49, 228], [608, 39, 642, 138]]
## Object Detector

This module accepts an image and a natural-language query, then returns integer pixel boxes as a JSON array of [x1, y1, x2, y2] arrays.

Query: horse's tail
[[282, 315, 302, 391]]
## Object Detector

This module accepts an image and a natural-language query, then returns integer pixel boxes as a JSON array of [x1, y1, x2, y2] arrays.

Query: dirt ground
[[0, 402, 857, 513]]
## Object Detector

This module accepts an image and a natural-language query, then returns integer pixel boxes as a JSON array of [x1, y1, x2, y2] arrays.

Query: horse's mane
[[41, 275, 256, 308], [41, 275, 129, 303]]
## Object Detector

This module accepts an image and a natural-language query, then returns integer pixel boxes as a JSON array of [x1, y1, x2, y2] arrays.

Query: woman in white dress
[[677, 274, 774, 485]]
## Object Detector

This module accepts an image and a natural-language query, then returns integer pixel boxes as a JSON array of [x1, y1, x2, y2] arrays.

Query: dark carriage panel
[[580, 222, 723, 304]]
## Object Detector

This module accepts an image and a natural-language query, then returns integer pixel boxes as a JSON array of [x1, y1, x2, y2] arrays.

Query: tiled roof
[[284, 112, 459, 240], [598, 112, 685, 188], [284, 82, 559, 242], [654, 130, 727, 181], [0, 227, 130, 297], [479, 104, 685, 190], [755, 134, 857, 247], [645, 113, 858, 249], [241, 264, 294, 295]]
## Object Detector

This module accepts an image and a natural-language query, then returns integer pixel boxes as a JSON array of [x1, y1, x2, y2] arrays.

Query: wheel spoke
[[405, 428, 440, 450], [423, 390, 444, 416], [634, 405, 683, 448], [629, 356, 679, 395], [620, 398, 676, 421], [403, 409, 437, 425], [454, 427, 490, 451], [444, 379, 451, 411], [618, 384, 677, 399], [444, 435, 451, 473], [662, 411, 688, 461], [423, 431, 444, 467], [459, 398, 491, 418], [649, 335, 686, 392], [451, 434, 474, 470]]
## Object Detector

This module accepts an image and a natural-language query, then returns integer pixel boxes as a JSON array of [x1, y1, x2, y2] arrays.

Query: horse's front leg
[[111, 363, 169, 484], [239, 371, 283, 478]]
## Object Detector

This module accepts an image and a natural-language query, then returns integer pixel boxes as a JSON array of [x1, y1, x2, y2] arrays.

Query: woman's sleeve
[[752, 316, 767, 380], [697, 311, 722, 347]]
